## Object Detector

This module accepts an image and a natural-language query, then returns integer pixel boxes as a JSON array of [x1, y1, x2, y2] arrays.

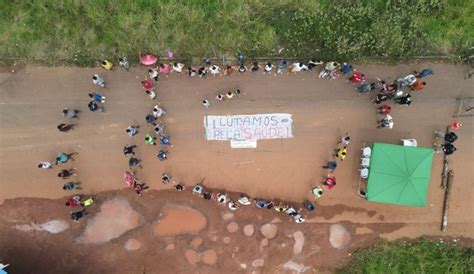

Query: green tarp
[[367, 143, 434, 207]]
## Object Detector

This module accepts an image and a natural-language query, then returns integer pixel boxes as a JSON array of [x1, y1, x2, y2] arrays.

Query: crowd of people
[[38, 53, 439, 224]]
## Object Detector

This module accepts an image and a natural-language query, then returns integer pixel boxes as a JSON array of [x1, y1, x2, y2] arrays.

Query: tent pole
[[441, 170, 454, 231]]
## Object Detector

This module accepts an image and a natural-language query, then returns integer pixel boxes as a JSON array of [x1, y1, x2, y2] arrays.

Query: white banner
[[204, 113, 293, 141], [230, 139, 258, 148]]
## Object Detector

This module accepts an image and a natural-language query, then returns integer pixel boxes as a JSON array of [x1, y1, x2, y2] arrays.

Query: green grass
[[0, 0, 472, 66], [338, 238, 474, 274]]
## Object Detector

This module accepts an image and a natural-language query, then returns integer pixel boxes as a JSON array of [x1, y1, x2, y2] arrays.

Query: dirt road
[[0, 63, 472, 272]]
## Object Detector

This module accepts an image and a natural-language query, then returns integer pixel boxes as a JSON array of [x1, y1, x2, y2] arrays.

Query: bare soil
[[0, 63, 472, 273]]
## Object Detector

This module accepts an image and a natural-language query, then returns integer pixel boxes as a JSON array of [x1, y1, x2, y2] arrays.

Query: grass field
[[338, 238, 474, 274], [0, 0, 472, 65]]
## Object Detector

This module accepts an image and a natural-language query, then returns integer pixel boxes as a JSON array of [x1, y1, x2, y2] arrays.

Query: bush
[[0, 0, 472, 65], [338, 238, 474, 274]]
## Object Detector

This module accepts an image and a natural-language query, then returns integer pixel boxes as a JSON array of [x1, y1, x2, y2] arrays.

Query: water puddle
[[154, 206, 207, 236]]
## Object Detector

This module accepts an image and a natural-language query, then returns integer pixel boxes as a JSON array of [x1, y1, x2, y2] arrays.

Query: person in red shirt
[[349, 72, 366, 84], [65, 196, 81, 207], [378, 104, 392, 115], [323, 176, 337, 189], [411, 81, 426, 91], [141, 79, 154, 90], [225, 65, 235, 76], [133, 181, 149, 196]]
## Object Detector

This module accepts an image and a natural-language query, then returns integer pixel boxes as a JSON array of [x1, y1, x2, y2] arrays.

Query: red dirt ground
[[0, 63, 472, 273]]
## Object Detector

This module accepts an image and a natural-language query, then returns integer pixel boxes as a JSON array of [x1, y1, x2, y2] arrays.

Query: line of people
[[156, 173, 314, 224]]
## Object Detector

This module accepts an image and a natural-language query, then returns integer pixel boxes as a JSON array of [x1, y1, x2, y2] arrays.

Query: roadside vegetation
[[338, 238, 473, 274], [0, 0, 472, 65]]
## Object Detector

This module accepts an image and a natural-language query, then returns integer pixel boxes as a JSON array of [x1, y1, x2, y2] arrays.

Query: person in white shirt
[[238, 195, 251, 205], [378, 114, 394, 129], [228, 201, 238, 210], [210, 65, 221, 76], [91, 74, 105, 87], [290, 63, 308, 73], [152, 105, 166, 118], [148, 68, 159, 81], [145, 90, 156, 100], [173, 62, 185, 73], [202, 99, 210, 109], [217, 193, 227, 204], [264, 62, 273, 74], [38, 161, 53, 169]]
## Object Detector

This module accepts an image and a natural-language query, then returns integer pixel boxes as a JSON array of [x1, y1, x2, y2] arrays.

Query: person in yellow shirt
[[335, 146, 347, 161], [101, 60, 113, 70], [81, 197, 94, 207]]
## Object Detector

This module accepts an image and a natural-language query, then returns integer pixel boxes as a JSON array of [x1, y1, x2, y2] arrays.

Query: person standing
[[159, 63, 171, 77], [340, 63, 354, 75], [349, 72, 366, 84], [65, 196, 81, 207], [145, 90, 157, 100], [152, 105, 166, 118], [57, 123, 76, 132], [81, 197, 94, 207], [88, 101, 102, 112], [377, 114, 394, 129], [322, 160, 337, 171], [304, 201, 315, 212], [174, 182, 185, 191], [172, 63, 185, 73], [188, 66, 197, 77], [224, 65, 235, 76], [377, 105, 392, 115], [411, 81, 426, 91], [133, 181, 148, 196], [62, 108, 79, 118], [154, 123, 165, 136], [71, 209, 88, 222], [118, 57, 130, 71], [216, 94, 224, 101], [63, 182, 82, 190], [276, 60, 288, 74], [339, 134, 351, 145], [312, 186, 323, 198], [210, 65, 221, 76], [126, 125, 139, 137], [92, 74, 105, 88], [161, 173, 171, 184], [442, 143, 457, 155], [250, 62, 259, 72], [145, 114, 157, 126], [203, 99, 210, 109], [38, 161, 53, 169], [263, 62, 273, 74], [101, 60, 113, 70], [142, 79, 154, 90], [129, 157, 142, 169], [323, 175, 336, 189], [55, 152, 76, 165], [238, 64, 247, 74], [157, 150, 168, 161], [335, 146, 348, 161], [198, 67, 207, 78], [414, 68, 433, 78], [148, 68, 159, 81], [123, 145, 136, 156], [57, 168, 77, 179], [145, 134, 157, 145], [88, 92, 105, 103]]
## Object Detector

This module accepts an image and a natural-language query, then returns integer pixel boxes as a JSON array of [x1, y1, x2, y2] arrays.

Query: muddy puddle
[[154, 206, 207, 236]]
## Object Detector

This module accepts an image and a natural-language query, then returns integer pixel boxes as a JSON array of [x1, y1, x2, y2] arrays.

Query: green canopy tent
[[366, 143, 434, 207]]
